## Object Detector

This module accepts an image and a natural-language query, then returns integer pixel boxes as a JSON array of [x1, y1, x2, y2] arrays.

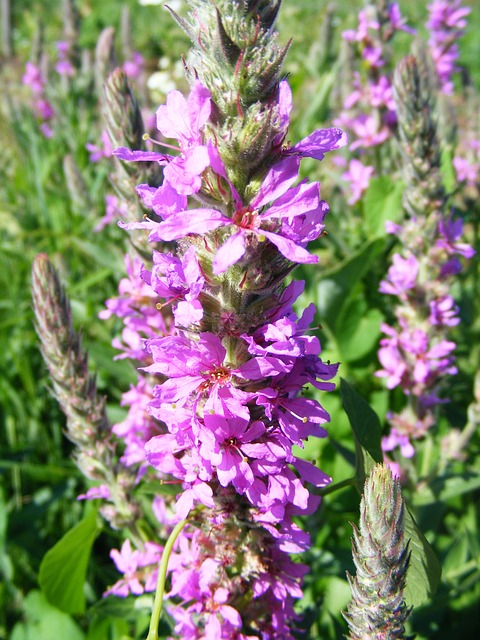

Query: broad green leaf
[[316, 238, 384, 330], [39, 507, 101, 614], [363, 175, 404, 237], [10, 590, 85, 640], [335, 298, 383, 362], [404, 507, 442, 607], [340, 379, 383, 486]]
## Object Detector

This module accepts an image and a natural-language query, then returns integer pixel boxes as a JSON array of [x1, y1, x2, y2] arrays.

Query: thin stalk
[[319, 476, 355, 496], [146, 519, 188, 640]]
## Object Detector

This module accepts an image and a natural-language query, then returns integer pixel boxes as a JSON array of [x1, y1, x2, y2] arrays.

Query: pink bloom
[[104, 539, 163, 597], [77, 484, 111, 500], [87, 130, 114, 163], [382, 427, 415, 458], [349, 114, 391, 150], [379, 253, 419, 296], [123, 52, 144, 79], [94, 194, 128, 232], [429, 296, 460, 327], [342, 159, 374, 204], [22, 62, 45, 94], [141, 246, 204, 327]]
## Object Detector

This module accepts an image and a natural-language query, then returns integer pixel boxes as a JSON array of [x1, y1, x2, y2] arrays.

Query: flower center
[[198, 366, 232, 393], [232, 205, 258, 230]]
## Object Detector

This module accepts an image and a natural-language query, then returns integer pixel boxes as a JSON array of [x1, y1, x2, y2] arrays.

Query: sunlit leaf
[[340, 379, 383, 486], [38, 508, 101, 614], [404, 508, 442, 607]]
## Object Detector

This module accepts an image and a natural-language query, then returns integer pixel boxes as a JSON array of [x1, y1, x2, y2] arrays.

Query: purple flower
[[453, 155, 480, 187], [388, 3, 416, 34], [276, 81, 348, 160], [141, 246, 204, 326], [112, 377, 161, 468], [376, 322, 457, 394], [437, 215, 475, 260], [201, 415, 269, 493], [55, 40, 75, 77], [142, 332, 262, 420], [426, 0, 471, 94], [342, 8, 380, 43], [22, 62, 45, 94], [379, 253, 419, 296], [94, 194, 128, 232], [123, 52, 144, 79], [342, 158, 374, 204], [104, 539, 163, 597], [429, 296, 460, 327], [87, 130, 114, 163], [382, 427, 415, 458], [34, 99, 55, 121], [77, 484, 111, 501], [349, 114, 391, 150], [115, 80, 213, 195], [151, 156, 326, 273]]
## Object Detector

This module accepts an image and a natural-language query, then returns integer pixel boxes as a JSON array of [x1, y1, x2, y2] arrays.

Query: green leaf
[[38, 507, 101, 614], [316, 237, 384, 331], [10, 590, 85, 640], [335, 298, 383, 362], [363, 175, 404, 237], [440, 145, 457, 194], [404, 507, 442, 607], [413, 472, 480, 506], [340, 379, 383, 486]]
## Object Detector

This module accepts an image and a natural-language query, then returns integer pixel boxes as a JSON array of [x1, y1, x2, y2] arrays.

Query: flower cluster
[[426, 0, 471, 94], [55, 40, 75, 78], [22, 61, 55, 138], [376, 54, 474, 473], [334, 2, 414, 204], [95, 1, 347, 634]]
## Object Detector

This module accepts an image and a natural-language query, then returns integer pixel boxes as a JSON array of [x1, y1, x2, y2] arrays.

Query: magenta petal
[[155, 209, 228, 241], [135, 184, 157, 208], [236, 355, 292, 379], [187, 80, 212, 133], [219, 604, 242, 627], [174, 490, 194, 520], [253, 156, 300, 207], [212, 231, 246, 274], [114, 147, 168, 163], [151, 182, 188, 218], [192, 481, 215, 508], [263, 180, 319, 220], [291, 127, 348, 160], [156, 90, 192, 143], [277, 80, 293, 132], [294, 457, 331, 487], [262, 230, 318, 264]]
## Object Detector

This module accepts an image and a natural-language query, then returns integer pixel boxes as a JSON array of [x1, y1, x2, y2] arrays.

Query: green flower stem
[[146, 519, 188, 640], [319, 477, 356, 496]]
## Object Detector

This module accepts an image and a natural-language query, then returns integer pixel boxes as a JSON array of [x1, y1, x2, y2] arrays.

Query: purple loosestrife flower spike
[[426, 0, 470, 95], [32, 254, 141, 532], [101, 0, 347, 635], [377, 52, 474, 466], [344, 464, 413, 640]]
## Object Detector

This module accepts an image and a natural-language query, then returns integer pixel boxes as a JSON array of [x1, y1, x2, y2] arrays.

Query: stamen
[[142, 132, 181, 153]]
